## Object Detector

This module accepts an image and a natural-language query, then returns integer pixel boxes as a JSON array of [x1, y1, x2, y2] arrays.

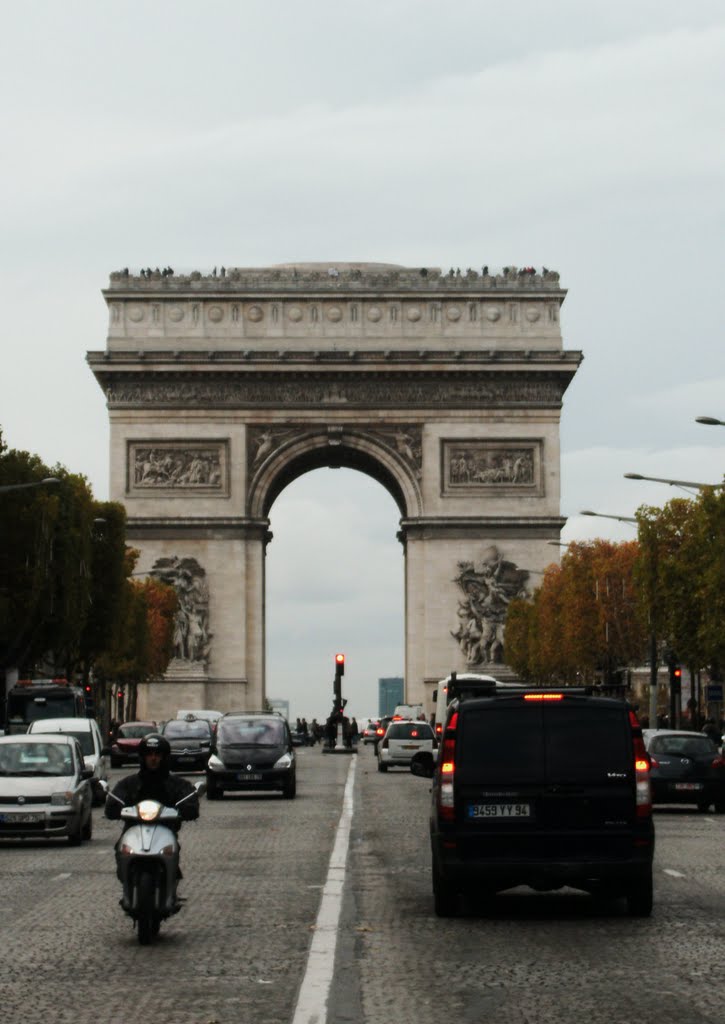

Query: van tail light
[[376, 728, 384, 737], [711, 756, 725, 770], [630, 716, 652, 818], [437, 711, 458, 823], [435, 723, 442, 736]]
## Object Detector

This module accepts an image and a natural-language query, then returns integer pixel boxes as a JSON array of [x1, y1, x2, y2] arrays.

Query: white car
[[377, 720, 437, 772], [0, 733, 93, 844], [27, 717, 109, 806]]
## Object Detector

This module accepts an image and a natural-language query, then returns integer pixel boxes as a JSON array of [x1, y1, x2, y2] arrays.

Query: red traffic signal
[[84, 684, 92, 693], [335, 653, 345, 676]]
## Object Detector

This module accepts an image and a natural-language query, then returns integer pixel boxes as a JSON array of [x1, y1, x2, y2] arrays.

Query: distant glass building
[[378, 677, 404, 717]]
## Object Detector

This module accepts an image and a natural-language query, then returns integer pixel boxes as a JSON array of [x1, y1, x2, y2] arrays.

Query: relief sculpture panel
[[451, 546, 529, 667], [442, 440, 542, 496], [127, 441, 229, 495], [151, 556, 212, 677]]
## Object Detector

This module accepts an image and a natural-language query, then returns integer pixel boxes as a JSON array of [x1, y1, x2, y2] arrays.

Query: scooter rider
[[105, 734, 200, 872]]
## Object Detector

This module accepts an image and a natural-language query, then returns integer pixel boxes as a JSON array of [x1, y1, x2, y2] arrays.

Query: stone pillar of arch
[[87, 262, 581, 720]]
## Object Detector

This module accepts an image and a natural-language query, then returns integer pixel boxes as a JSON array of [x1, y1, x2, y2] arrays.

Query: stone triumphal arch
[[88, 263, 581, 720]]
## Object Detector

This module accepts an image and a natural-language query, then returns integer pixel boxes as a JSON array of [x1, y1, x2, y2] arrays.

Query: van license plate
[[467, 803, 531, 819], [0, 812, 43, 823], [673, 782, 702, 791], [237, 773, 262, 781]]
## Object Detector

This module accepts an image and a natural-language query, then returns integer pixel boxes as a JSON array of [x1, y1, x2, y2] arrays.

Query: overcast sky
[[2, 2, 724, 720]]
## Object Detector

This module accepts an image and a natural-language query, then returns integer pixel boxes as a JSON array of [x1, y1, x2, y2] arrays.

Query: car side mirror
[[80, 767, 95, 781], [410, 751, 435, 779]]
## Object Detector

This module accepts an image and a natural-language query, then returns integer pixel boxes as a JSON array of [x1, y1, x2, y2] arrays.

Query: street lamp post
[[0, 477, 60, 495], [624, 472, 724, 493], [695, 416, 725, 427]]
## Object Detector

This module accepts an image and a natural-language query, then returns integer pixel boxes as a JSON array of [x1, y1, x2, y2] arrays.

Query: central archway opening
[[265, 467, 404, 726]]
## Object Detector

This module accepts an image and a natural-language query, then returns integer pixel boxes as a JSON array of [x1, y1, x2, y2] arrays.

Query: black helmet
[[138, 733, 171, 761]]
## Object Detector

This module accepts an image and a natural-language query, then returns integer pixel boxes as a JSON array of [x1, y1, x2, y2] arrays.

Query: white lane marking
[[704, 818, 715, 824], [292, 756, 356, 1024], [663, 868, 686, 878], [52, 873, 72, 881]]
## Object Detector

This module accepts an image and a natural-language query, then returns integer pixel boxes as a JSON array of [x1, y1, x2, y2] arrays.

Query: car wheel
[[697, 800, 711, 812], [282, 775, 297, 799], [626, 871, 653, 917], [81, 811, 93, 842], [433, 867, 458, 917], [377, 759, 388, 772], [714, 799, 725, 814], [67, 818, 83, 846]]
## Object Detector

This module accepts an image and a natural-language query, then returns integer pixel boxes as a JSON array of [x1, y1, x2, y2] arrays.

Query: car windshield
[[218, 719, 285, 746], [163, 721, 211, 739], [650, 735, 716, 756], [118, 724, 156, 739], [0, 742, 74, 776]]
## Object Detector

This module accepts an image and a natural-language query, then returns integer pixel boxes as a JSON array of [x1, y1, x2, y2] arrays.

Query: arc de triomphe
[[87, 263, 581, 720]]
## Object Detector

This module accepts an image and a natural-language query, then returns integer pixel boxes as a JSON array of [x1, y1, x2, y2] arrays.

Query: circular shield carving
[[208, 305, 224, 323], [127, 305, 144, 323], [367, 306, 382, 322], [287, 306, 303, 322], [446, 305, 462, 322], [486, 306, 501, 321], [407, 306, 422, 322], [168, 305, 184, 322], [525, 305, 541, 322], [247, 305, 264, 322], [326, 305, 343, 322]]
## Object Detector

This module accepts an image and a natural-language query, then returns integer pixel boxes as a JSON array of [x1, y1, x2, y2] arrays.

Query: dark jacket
[[105, 767, 200, 825]]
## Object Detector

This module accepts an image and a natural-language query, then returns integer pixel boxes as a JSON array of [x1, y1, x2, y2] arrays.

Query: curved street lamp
[[0, 476, 60, 495], [624, 472, 723, 492], [580, 509, 637, 524], [695, 416, 725, 426]]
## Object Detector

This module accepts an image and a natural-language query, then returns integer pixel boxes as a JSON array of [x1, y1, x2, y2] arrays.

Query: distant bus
[[432, 672, 522, 737], [3, 678, 86, 735]]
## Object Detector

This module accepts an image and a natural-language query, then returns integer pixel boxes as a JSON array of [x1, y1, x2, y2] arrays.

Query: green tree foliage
[[635, 488, 725, 680], [0, 431, 130, 685]]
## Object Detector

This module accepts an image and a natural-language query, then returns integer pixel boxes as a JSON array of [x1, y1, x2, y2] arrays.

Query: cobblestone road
[[1, 745, 723, 1024]]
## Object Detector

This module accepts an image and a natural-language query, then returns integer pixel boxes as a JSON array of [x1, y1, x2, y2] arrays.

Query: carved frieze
[[127, 440, 229, 495], [451, 546, 529, 667], [150, 556, 212, 672], [106, 374, 567, 409], [441, 440, 542, 496]]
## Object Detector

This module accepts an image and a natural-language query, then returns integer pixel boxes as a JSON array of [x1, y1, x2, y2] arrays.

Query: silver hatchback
[[0, 734, 94, 844]]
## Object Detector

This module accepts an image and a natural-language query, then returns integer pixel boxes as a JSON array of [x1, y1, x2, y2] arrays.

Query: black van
[[412, 688, 655, 917]]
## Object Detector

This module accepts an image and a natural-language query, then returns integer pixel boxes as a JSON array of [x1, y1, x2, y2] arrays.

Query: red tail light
[[524, 693, 563, 701], [376, 728, 384, 736], [631, 718, 652, 818], [437, 711, 458, 823], [410, 730, 419, 738], [711, 756, 725, 770], [435, 723, 442, 736]]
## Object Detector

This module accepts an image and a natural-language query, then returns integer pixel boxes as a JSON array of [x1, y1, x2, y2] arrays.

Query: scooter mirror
[[194, 780, 207, 798]]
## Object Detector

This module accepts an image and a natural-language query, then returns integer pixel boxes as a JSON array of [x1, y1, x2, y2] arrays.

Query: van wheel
[[626, 872, 653, 917], [81, 812, 93, 841], [697, 800, 711, 812], [377, 760, 388, 773], [714, 800, 725, 814], [433, 868, 458, 917], [282, 776, 297, 799], [67, 818, 83, 846]]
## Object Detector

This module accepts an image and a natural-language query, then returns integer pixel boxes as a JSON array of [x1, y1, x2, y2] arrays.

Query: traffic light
[[117, 689, 125, 719], [670, 665, 682, 695], [335, 653, 345, 676], [84, 683, 94, 716]]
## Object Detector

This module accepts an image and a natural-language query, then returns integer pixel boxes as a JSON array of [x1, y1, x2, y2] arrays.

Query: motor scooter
[[108, 782, 204, 944]]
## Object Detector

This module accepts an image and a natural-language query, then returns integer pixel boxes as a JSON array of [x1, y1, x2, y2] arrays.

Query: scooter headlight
[[137, 799, 162, 822]]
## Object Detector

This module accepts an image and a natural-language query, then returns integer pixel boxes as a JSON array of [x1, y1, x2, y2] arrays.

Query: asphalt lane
[[0, 745, 723, 1024]]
